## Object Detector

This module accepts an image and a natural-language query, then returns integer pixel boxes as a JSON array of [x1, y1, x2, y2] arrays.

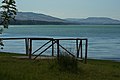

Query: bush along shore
[[0, 52, 120, 80]]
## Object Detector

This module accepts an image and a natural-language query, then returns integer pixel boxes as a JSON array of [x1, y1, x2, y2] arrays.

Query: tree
[[0, 0, 17, 48]]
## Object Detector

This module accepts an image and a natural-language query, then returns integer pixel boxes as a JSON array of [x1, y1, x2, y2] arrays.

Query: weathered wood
[[80, 40, 83, 59], [57, 40, 60, 58], [76, 39, 79, 58], [33, 41, 56, 60], [25, 38, 29, 55], [32, 40, 51, 55], [55, 38, 87, 40], [29, 39, 32, 59], [1, 37, 88, 63], [28, 38, 53, 40], [85, 39, 88, 64], [52, 40, 54, 56], [59, 44, 75, 57]]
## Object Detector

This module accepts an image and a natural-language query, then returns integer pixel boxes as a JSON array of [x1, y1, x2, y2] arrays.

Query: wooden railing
[[1, 37, 88, 63]]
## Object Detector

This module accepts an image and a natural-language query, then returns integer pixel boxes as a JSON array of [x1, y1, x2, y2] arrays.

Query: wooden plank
[[29, 39, 32, 59], [59, 44, 75, 57], [85, 39, 88, 64], [57, 40, 60, 58], [52, 40, 54, 56], [28, 38, 53, 40], [32, 40, 51, 55], [80, 40, 83, 59], [76, 39, 79, 58], [25, 38, 29, 55], [34, 41, 56, 60], [55, 38, 87, 40]]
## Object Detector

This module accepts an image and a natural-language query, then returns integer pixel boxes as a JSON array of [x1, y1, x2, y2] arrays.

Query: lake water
[[0, 25, 120, 61]]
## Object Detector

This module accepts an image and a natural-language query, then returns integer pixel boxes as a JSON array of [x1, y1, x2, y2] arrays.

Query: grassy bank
[[0, 52, 120, 80]]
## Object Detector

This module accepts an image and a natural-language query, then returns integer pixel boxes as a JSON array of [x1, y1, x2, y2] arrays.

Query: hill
[[65, 17, 120, 25], [1, 12, 120, 25], [0, 12, 68, 25], [15, 12, 65, 22]]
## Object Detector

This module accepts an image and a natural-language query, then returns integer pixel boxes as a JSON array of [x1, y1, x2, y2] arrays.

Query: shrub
[[57, 52, 78, 73]]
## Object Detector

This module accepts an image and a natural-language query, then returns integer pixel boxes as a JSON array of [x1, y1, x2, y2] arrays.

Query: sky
[[1, 0, 120, 20]]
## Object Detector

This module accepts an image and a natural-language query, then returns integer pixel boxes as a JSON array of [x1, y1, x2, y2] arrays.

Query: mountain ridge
[[15, 12, 65, 22], [65, 17, 120, 25], [0, 12, 120, 25]]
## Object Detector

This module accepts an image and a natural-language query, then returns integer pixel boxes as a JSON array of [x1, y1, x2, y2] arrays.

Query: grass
[[57, 54, 78, 73], [0, 52, 120, 80]]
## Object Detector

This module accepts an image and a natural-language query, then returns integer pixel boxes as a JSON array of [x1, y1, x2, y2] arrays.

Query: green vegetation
[[0, 52, 120, 80], [57, 53, 78, 73], [1, 0, 17, 28], [0, 0, 17, 48]]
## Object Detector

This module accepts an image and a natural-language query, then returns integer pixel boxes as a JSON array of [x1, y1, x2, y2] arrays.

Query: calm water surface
[[0, 25, 120, 61]]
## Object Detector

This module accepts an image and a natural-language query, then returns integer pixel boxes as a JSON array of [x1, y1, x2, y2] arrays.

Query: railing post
[[57, 39, 60, 58], [76, 39, 79, 58], [80, 40, 83, 59], [52, 39, 54, 56], [85, 39, 88, 64], [29, 39, 32, 59], [25, 38, 29, 56]]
